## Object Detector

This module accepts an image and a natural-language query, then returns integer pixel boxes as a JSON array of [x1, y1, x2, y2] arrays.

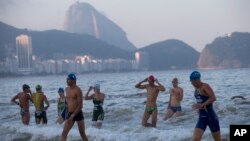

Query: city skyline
[[1, 0, 250, 52]]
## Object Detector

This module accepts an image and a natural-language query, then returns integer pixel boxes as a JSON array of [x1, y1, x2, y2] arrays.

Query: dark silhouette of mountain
[[0, 21, 133, 61], [198, 32, 250, 69], [64, 2, 136, 51], [139, 39, 199, 70]]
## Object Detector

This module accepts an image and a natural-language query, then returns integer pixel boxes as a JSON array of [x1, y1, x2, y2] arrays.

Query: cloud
[[0, 0, 33, 11], [0, 0, 18, 8]]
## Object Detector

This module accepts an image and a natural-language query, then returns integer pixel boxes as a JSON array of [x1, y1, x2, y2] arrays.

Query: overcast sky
[[1, 0, 250, 51]]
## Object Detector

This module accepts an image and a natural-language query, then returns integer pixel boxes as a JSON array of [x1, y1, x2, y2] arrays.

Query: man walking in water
[[135, 75, 165, 127], [60, 73, 88, 141], [163, 77, 183, 120], [11, 84, 33, 125], [190, 71, 221, 141]]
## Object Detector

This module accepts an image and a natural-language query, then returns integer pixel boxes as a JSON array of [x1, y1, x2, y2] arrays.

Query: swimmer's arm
[[11, 94, 20, 105], [28, 94, 33, 103], [168, 93, 171, 108], [135, 78, 147, 89], [85, 86, 94, 100], [44, 95, 50, 110], [177, 88, 184, 101], [231, 96, 246, 100], [201, 84, 216, 107], [100, 93, 105, 102], [28, 89, 33, 96], [57, 98, 60, 115], [155, 79, 165, 92]]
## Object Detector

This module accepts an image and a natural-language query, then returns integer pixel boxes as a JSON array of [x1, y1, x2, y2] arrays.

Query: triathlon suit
[[92, 96, 104, 122], [58, 98, 65, 114], [194, 87, 220, 132], [33, 92, 47, 124]]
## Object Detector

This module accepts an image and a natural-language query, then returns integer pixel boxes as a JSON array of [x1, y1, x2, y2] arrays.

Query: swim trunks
[[169, 106, 182, 113], [35, 110, 47, 124], [146, 106, 157, 115], [67, 110, 84, 121], [20, 108, 29, 117]]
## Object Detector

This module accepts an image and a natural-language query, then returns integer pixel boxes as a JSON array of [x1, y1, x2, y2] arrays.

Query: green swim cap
[[36, 84, 42, 90]]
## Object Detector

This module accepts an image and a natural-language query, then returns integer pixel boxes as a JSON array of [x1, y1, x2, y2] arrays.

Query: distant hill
[[198, 32, 250, 69], [64, 2, 136, 51], [0, 21, 133, 61], [139, 39, 199, 70]]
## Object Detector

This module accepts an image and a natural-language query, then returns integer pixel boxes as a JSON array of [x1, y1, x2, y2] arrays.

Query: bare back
[[17, 92, 31, 110]]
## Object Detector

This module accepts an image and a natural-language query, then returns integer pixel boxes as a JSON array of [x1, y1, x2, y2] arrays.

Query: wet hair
[[22, 84, 30, 90]]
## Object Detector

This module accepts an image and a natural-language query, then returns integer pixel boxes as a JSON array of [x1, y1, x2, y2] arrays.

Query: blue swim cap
[[190, 71, 201, 81], [58, 88, 64, 93], [67, 73, 76, 81]]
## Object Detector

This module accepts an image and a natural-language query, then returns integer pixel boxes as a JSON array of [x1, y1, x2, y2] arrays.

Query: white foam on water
[[1, 69, 250, 141]]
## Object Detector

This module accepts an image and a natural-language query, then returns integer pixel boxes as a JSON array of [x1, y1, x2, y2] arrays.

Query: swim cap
[[190, 71, 201, 81], [148, 75, 155, 81], [58, 88, 64, 93], [67, 73, 76, 81], [36, 84, 42, 90], [94, 84, 100, 90], [22, 84, 30, 90]]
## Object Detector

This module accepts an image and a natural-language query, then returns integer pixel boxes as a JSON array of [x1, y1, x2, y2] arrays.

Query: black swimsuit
[[92, 97, 104, 121]]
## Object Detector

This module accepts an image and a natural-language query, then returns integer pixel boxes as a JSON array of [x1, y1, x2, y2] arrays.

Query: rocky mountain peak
[[63, 2, 136, 51]]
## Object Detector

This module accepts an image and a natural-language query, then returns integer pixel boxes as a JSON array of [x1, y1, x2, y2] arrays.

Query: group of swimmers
[[135, 71, 222, 141], [11, 71, 232, 141], [11, 84, 50, 125]]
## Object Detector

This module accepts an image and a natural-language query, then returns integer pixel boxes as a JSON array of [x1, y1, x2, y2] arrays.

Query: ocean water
[[0, 68, 250, 141]]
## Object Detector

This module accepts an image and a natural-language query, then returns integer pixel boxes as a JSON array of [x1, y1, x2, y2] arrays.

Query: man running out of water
[[11, 84, 33, 125], [32, 84, 50, 124], [85, 83, 105, 128], [60, 73, 88, 141], [163, 77, 183, 120], [135, 75, 165, 127], [190, 71, 221, 141]]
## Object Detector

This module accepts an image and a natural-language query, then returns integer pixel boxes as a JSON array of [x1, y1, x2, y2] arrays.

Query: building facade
[[16, 34, 33, 75]]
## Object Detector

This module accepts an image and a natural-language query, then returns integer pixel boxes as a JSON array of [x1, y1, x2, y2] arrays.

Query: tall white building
[[16, 34, 33, 74], [135, 51, 149, 71]]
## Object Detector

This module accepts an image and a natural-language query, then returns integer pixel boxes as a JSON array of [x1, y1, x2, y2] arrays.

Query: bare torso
[[146, 85, 160, 107], [66, 86, 82, 112], [169, 87, 183, 106]]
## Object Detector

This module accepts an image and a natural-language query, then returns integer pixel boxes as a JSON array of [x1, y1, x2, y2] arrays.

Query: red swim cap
[[148, 75, 155, 81]]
